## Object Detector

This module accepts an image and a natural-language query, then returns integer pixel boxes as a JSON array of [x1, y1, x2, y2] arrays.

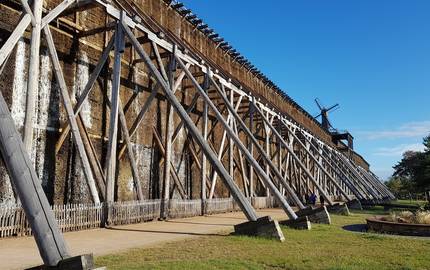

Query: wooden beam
[[117, 84, 158, 158], [123, 22, 258, 221], [55, 36, 114, 154], [105, 22, 124, 204], [152, 127, 187, 199], [0, 14, 31, 67], [23, 0, 43, 153], [43, 26, 100, 203]]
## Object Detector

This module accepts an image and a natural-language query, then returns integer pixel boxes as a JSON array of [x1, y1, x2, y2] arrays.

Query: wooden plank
[[43, 26, 100, 203], [105, 23, 124, 204], [41, 0, 75, 29], [117, 99, 144, 200], [117, 84, 158, 158], [0, 14, 31, 67], [76, 114, 106, 198], [161, 51, 176, 218], [152, 127, 187, 199], [23, 0, 43, 152], [55, 36, 114, 154], [123, 22, 259, 221], [201, 75, 208, 214]]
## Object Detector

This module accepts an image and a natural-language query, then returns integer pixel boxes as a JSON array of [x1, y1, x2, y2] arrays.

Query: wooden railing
[[0, 197, 277, 238], [206, 198, 236, 215], [107, 200, 161, 225]]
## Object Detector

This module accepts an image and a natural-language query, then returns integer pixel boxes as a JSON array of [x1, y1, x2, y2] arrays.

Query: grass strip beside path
[[96, 206, 430, 270]]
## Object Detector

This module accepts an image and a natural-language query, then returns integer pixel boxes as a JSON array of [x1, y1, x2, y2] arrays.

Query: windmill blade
[[314, 98, 323, 110], [326, 103, 339, 112], [329, 106, 340, 114], [314, 113, 322, 119]]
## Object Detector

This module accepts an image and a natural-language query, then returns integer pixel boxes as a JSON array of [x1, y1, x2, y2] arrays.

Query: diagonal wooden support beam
[[151, 41, 168, 82], [336, 152, 379, 199], [362, 168, 390, 198], [117, 84, 159, 158], [118, 99, 144, 200], [171, 91, 200, 143], [0, 73, 70, 267], [208, 95, 243, 199], [250, 105, 334, 206], [152, 127, 187, 199], [76, 114, 105, 199], [0, 14, 31, 67], [232, 120, 250, 197], [174, 57, 298, 220], [306, 139, 364, 200], [209, 79, 305, 211], [183, 130, 217, 198], [328, 148, 370, 199], [123, 22, 259, 221], [43, 26, 100, 203], [278, 117, 351, 202], [55, 36, 115, 154], [20, 0, 36, 25], [41, 0, 75, 29], [357, 166, 385, 200], [101, 85, 143, 200], [369, 171, 393, 198], [118, 61, 189, 161], [367, 170, 394, 199]]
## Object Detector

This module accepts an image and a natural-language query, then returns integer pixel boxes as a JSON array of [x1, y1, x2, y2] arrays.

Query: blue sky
[[182, 0, 430, 180]]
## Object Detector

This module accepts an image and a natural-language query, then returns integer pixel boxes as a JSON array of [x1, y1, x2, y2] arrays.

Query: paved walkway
[[0, 209, 287, 270]]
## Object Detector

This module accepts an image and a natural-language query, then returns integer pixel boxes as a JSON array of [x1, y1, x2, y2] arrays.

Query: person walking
[[310, 193, 317, 206]]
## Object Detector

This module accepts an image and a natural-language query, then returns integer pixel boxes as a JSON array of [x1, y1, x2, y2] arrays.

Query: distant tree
[[385, 177, 405, 197], [385, 176, 415, 199], [392, 135, 430, 201]]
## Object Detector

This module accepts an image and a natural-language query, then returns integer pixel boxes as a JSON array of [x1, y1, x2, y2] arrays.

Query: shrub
[[415, 211, 430, 225], [382, 211, 430, 224]]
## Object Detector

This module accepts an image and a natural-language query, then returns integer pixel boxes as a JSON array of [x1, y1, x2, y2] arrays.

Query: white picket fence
[[107, 200, 161, 225], [0, 203, 103, 238], [169, 199, 202, 219], [206, 198, 236, 214], [0, 205, 29, 237], [0, 197, 277, 238]]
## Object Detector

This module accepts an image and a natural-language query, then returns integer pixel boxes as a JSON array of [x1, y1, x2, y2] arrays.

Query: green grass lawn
[[395, 199, 428, 207], [95, 207, 430, 270]]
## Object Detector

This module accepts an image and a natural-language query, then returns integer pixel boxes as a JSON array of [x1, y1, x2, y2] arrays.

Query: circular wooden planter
[[366, 216, 430, 237]]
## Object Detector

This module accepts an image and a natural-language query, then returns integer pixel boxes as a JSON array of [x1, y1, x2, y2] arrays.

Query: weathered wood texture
[[0, 0, 373, 207], [0, 197, 279, 238]]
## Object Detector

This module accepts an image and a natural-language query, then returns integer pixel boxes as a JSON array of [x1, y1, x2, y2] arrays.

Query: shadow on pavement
[[106, 227, 225, 237], [166, 220, 235, 226]]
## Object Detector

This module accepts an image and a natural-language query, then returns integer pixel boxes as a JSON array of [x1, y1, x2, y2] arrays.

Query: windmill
[[314, 98, 339, 132]]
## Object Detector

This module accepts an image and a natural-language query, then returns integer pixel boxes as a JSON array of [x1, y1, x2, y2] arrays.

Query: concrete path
[[0, 209, 287, 270]]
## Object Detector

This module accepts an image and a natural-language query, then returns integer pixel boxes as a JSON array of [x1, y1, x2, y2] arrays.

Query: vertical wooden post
[[23, 0, 43, 152], [201, 70, 209, 215], [277, 119, 283, 195], [161, 46, 176, 219], [264, 112, 272, 197], [248, 97, 255, 197], [229, 88, 234, 198], [105, 20, 125, 206]]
